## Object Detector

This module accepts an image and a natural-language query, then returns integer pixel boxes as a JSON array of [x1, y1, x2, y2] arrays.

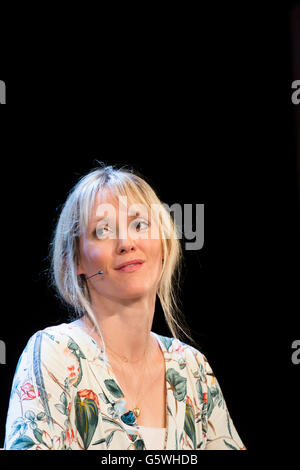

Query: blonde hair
[[48, 162, 197, 353]]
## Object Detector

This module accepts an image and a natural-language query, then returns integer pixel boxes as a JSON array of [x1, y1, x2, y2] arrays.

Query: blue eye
[[132, 220, 149, 231], [94, 219, 150, 239], [95, 224, 112, 238]]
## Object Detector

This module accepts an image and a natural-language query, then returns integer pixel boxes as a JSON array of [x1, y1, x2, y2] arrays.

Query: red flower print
[[20, 382, 38, 401], [203, 392, 207, 404], [65, 429, 74, 446], [77, 389, 100, 409], [186, 395, 195, 414], [67, 365, 76, 378], [67, 364, 80, 379], [66, 363, 80, 386]]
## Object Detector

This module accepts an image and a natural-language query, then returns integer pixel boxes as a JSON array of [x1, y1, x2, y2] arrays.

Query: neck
[[86, 293, 157, 363]]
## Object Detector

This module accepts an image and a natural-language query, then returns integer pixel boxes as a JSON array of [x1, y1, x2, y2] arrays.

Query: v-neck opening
[[68, 321, 169, 442]]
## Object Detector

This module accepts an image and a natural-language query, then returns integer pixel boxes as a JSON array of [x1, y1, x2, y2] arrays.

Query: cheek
[[139, 238, 162, 259], [81, 241, 105, 266]]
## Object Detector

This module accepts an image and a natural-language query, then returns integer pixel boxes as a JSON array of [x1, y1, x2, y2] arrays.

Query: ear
[[77, 263, 85, 275]]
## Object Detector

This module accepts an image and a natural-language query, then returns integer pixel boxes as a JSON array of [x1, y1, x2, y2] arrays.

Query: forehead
[[89, 189, 150, 222]]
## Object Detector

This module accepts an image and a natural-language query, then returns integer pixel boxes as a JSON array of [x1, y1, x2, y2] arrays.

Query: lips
[[115, 259, 145, 270]]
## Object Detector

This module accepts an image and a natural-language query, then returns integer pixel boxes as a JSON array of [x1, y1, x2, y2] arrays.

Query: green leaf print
[[184, 400, 196, 449], [60, 391, 68, 408], [134, 439, 146, 450], [106, 430, 115, 447], [67, 339, 86, 359], [33, 427, 44, 444], [159, 336, 173, 352], [75, 393, 99, 449], [226, 409, 233, 439], [207, 383, 224, 417], [99, 391, 110, 404], [206, 386, 214, 418], [24, 410, 35, 421], [223, 439, 240, 450], [55, 404, 67, 415], [198, 363, 206, 383], [92, 431, 116, 448], [55, 391, 68, 415], [104, 379, 124, 398], [33, 332, 53, 427], [67, 338, 86, 388], [92, 438, 106, 446], [10, 435, 36, 450], [166, 368, 187, 401], [196, 379, 203, 403], [8, 417, 27, 440]]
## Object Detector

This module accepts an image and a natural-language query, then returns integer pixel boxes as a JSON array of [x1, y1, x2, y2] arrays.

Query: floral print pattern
[[4, 322, 246, 450]]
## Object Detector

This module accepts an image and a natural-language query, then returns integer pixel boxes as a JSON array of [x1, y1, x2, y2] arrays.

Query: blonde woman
[[4, 163, 246, 450]]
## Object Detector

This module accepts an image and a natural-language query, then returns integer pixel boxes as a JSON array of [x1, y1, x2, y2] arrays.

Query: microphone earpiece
[[86, 269, 103, 280]]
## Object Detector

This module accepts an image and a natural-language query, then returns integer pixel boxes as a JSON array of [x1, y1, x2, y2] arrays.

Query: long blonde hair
[[48, 162, 197, 352]]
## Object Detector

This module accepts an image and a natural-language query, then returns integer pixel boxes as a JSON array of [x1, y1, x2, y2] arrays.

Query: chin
[[118, 285, 153, 299], [123, 289, 148, 299]]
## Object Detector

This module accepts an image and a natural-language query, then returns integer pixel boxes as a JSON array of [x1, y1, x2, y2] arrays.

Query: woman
[[4, 163, 246, 450]]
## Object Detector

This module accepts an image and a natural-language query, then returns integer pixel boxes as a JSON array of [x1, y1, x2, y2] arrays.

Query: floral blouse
[[4, 322, 246, 450]]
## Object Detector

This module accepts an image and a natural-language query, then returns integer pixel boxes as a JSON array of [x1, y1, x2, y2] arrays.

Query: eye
[[131, 219, 150, 232], [95, 224, 112, 239]]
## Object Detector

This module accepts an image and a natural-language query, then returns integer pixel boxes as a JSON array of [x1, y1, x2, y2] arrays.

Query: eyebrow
[[92, 212, 147, 224]]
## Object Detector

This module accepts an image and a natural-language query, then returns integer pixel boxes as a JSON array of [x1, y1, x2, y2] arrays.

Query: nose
[[116, 236, 137, 255]]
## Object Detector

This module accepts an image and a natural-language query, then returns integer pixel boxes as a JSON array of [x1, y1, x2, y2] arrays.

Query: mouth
[[115, 261, 145, 273]]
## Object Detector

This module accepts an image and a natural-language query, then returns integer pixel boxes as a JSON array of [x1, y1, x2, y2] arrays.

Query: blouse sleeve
[[202, 354, 246, 450], [4, 330, 83, 450]]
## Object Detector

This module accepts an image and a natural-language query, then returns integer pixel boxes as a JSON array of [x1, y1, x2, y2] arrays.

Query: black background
[[0, 2, 299, 460]]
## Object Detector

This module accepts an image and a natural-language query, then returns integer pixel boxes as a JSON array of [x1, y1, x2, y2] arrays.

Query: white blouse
[[137, 426, 167, 450], [4, 322, 246, 450]]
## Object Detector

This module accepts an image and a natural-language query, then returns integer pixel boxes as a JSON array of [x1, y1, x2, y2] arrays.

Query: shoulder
[[156, 333, 209, 374], [24, 323, 78, 353], [157, 334, 218, 391], [156, 332, 204, 357], [21, 322, 91, 372], [16, 322, 96, 392]]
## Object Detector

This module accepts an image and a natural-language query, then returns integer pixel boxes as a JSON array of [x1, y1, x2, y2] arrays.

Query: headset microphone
[[86, 269, 103, 280]]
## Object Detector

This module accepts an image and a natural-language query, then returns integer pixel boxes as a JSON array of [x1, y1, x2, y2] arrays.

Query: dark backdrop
[[0, 2, 299, 459]]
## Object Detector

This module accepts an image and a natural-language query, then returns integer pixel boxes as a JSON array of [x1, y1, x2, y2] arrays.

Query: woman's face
[[77, 190, 163, 302]]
